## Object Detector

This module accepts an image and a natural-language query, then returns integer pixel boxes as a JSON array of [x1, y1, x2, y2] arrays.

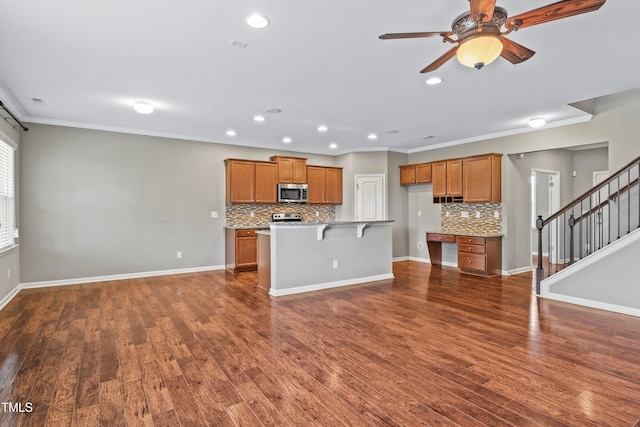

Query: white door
[[355, 174, 385, 221]]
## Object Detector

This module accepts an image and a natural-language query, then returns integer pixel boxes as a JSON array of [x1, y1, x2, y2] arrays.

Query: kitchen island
[[257, 220, 394, 296]]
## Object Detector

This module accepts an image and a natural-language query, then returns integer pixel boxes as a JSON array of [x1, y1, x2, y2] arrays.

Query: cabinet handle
[[468, 260, 472, 263], [468, 246, 472, 250]]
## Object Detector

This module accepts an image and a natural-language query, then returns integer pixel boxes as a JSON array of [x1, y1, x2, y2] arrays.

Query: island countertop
[[426, 230, 502, 238], [270, 220, 395, 226]]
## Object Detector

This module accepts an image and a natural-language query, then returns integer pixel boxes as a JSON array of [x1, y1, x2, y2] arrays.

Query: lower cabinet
[[225, 228, 259, 272], [426, 233, 502, 276]]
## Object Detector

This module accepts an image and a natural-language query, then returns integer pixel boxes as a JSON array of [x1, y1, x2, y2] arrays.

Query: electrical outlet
[[316, 211, 320, 217], [211, 211, 218, 218], [445, 211, 450, 217], [461, 211, 469, 218], [475, 211, 481, 218], [332, 260, 338, 269], [418, 211, 422, 217], [494, 211, 500, 219], [176, 251, 182, 259], [250, 211, 255, 218]]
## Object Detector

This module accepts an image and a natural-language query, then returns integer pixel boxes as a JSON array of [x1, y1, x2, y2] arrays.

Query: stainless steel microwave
[[277, 183, 308, 203]]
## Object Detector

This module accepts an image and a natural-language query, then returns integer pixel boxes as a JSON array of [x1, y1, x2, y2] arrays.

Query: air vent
[[31, 98, 46, 106], [229, 40, 248, 49]]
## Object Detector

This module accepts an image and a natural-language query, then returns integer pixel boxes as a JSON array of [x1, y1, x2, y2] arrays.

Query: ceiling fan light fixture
[[456, 33, 503, 69]]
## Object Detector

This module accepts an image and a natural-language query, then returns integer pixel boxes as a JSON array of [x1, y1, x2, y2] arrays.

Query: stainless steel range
[[271, 213, 302, 223]]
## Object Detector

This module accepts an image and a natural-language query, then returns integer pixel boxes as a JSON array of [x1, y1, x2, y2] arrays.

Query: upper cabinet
[[401, 153, 502, 203], [225, 159, 278, 204], [270, 156, 307, 183], [463, 154, 502, 203], [307, 166, 342, 204], [432, 159, 463, 203], [400, 163, 432, 185]]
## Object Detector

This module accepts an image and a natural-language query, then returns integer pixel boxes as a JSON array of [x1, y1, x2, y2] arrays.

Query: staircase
[[535, 155, 640, 297]]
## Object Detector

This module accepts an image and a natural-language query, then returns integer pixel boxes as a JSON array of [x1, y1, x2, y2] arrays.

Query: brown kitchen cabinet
[[270, 156, 307, 183], [463, 154, 502, 203], [456, 235, 502, 276], [307, 165, 342, 204], [432, 159, 463, 203], [400, 163, 432, 185], [225, 228, 260, 272], [225, 159, 278, 204], [426, 232, 502, 276]]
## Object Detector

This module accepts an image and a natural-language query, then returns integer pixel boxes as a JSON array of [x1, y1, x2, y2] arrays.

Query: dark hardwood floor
[[1, 261, 639, 426]]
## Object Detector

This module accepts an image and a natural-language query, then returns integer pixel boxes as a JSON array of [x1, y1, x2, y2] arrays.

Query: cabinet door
[[432, 162, 447, 197], [236, 235, 257, 268], [255, 162, 278, 203], [446, 160, 463, 197], [325, 167, 342, 204], [415, 163, 432, 183], [463, 155, 501, 203], [276, 158, 294, 183], [306, 166, 326, 204], [400, 165, 416, 186], [226, 160, 255, 203], [292, 159, 308, 183]]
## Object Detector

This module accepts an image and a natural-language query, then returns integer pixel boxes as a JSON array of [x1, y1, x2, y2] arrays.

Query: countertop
[[270, 220, 395, 226], [427, 230, 503, 238], [226, 220, 394, 229]]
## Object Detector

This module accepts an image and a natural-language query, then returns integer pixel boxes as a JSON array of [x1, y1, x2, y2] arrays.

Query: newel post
[[536, 215, 544, 296]]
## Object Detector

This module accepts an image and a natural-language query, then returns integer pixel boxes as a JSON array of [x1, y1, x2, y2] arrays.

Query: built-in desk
[[426, 232, 502, 276]]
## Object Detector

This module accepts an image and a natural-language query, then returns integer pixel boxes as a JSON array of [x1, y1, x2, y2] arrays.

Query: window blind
[[0, 137, 15, 251]]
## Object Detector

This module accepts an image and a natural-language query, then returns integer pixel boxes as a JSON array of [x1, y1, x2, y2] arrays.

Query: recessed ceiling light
[[133, 101, 154, 114], [329, 143, 338, 149], [253, 115, 265, 122], [246, 14, 269, 29], [426, 77, 442, 85], [368, 133, 378, 140], [282, 137, 292, 143], [317, 125, 328, 132], [226, 130, 236, 136], [528, 117, 546, 128]]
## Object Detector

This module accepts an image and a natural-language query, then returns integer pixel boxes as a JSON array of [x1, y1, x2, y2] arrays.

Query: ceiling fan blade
[[470, 0, 497, 22], [500, 37, 536, 64], [506, 0, 606, 29], [420, 46, 458, 73], [379, 31, 453, 40]]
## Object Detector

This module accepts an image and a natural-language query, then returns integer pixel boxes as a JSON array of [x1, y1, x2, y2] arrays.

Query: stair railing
[[535, 155, 640, 294]]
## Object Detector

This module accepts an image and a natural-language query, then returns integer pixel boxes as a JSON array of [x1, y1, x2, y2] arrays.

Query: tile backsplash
[[440, 203, 502, 234], [226, 203, 336, 227]]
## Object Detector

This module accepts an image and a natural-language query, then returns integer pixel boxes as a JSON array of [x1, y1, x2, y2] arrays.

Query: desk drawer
[[427, 233, 455, 243], [458, 253, 487, 272], [458, 244, 486, 254], [456, 236, 486, 246]]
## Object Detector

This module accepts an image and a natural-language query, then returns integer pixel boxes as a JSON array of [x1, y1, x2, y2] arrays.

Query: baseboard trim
[[19, 265, 226, 289], [0, 285, 21, 311], [408, 256, 430, 264], [543, 292, 640, 318], [269, 273, 395, 297], [392, 256, 410, 262], [505, 266, 534, 276]]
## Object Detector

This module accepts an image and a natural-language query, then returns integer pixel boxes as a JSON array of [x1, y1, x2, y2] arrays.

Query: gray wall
[[20, 124, 337, 283], [407, 89, 640, 273], [572, 147, 609, 198], [0, 120, 20, 302]]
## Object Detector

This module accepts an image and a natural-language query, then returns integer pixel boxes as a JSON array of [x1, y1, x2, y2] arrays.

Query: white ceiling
[[1, 1, 638, 155]]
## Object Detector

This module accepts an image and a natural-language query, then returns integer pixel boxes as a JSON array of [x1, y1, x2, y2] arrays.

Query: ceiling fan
[[379, 0, 606, 72]]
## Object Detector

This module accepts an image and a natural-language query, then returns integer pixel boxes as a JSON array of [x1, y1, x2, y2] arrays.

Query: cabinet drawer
[[458, 244, 486, 254], [235, 229, 257, 237], [458, 253, 487, 272], [455, 236, 486, 246], [427, 233, 455, 243]]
